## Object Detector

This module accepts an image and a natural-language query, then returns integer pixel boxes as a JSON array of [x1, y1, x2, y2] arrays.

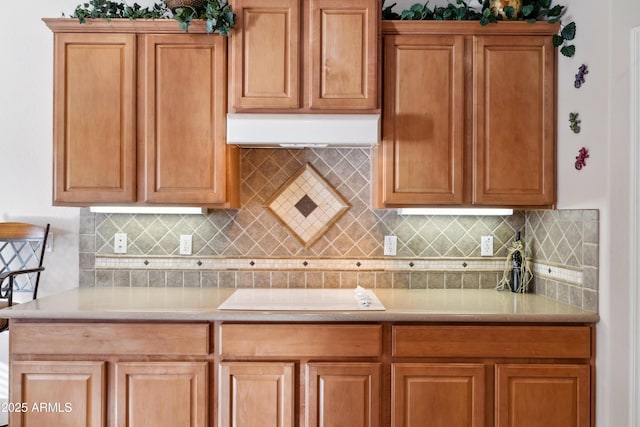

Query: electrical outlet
[[481, 236, 494, 256], [384, 235, 397, 256], [179, 234, 192, 255], [114, 233, 127, 254]]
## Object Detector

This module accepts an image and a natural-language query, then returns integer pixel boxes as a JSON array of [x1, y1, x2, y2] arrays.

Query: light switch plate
[[481, 236, 493, 256], [114, 233, 127, 254]]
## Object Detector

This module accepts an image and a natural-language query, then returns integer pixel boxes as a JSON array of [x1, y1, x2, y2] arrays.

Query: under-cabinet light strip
[[397, 208, 514, 216], [89, 206, 207, 215]]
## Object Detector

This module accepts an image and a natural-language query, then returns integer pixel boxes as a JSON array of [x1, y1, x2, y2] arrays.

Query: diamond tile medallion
[[264, 163, 350, 248]]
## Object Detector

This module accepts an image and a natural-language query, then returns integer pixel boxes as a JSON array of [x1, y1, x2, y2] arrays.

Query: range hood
[[226, 113, 380, 148]]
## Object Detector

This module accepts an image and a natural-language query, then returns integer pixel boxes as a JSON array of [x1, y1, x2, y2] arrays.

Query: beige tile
[[445, 272, 463, 289], [428, 272, 445, 289], [410, 272, 428, 289], [393, 272, 410, 289], [375, 272, 393, 289]]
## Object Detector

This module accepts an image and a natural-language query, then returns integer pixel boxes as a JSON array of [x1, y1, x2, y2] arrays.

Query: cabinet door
[[10, 360, 106, 427], [392, 363, 486, 427], [139, 34, 228, 204], [230, 0, 300, 109], [218, 362, 295, 427], [53, 33, 137, 205], [114, 361, 207, 427], [495, 364, 590, 427], [378, 35, 465, 206], [473, 35, 555, 206], [309, 0, 378, 109], [306, 362, 380, 427]]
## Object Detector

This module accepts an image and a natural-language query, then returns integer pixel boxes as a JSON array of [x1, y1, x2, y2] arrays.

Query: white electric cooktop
[[217, 287, 385, 311]]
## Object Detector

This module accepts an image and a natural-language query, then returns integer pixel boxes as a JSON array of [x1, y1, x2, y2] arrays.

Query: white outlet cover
[[384, 235, 397, 256], [481, 236, 493, 256], [114, 233, 127, 254], [180, 235, 193, 255]]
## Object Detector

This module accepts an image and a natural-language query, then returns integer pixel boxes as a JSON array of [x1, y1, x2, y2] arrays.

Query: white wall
[[0, 0, 86, 297], [2, 0, 638, 425]]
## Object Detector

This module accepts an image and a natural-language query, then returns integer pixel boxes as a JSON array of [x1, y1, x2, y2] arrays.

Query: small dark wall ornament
[[569, 112, 581, 133], [575, 64, 588, 88], [575, 147, 589, 170]]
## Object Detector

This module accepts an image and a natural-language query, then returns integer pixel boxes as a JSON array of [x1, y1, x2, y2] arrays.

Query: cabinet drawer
[[221, 324, 382, 358], [393, 325, 592, 359], [11, 322, 210, 356]]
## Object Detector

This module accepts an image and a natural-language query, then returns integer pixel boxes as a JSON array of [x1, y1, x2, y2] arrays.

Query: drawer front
[[221, 324, 382, 358], [11, 322, 210, 356], [393, 325, 592, 359]]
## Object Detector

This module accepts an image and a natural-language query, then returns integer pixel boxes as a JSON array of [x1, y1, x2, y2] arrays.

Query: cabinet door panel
[[230, 0, 300, 109], [309, 0, 377, 109], [473, 35, 555, 206], [306, 362, 380, 427], [495, 364, 590, 427], [380, 35, 464, 205], [140, 34, 227, 204], [114, 362, 207, 427], [10, 361, 106, 427], [53, 33, 136, 204], [392, 363, 485, 427], [219, 362, 295, 427]]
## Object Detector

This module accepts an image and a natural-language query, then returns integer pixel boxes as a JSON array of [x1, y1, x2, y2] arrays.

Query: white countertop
[[2, 287, 598, 323]]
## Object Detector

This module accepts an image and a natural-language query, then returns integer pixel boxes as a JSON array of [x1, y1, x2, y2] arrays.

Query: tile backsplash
[[526, 210, 599, 311], [79, 148, 598, 312]]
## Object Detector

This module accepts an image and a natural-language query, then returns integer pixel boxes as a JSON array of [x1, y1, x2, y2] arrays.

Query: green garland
[[382, 0, 576, 57], [69, 0, 234, 35]]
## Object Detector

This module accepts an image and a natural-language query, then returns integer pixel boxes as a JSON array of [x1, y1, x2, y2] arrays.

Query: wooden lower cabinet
[[8, 321, 594, 427], [114, 362, 207, 427], [391, 325, 593, 427], [218, 362, 295, 427], [9, 322, 210, 427], [218, 361, 381, 427], [218, 324, 383, 427], [495, 364, 591, 427], [391, 363, 486, 427], [10, 360, 106, 427], [306, 362, 381, 427]]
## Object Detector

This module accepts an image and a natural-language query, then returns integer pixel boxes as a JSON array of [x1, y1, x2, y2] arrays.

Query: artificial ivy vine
[[69, 0, 234, 35], [382, 0, 576, 57]]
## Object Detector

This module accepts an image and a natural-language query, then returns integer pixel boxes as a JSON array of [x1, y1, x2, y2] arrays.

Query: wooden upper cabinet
[[375, 21, 557, 208], [308, 0, 378, 109], [229, 0, 300, 109], [139, 34, 228, 205], [229, 0, 378, 111], [52, 33, 137, 204], [379, 34, 465, 205], [45, 20, 239, 208], [473, 35, 556, 206]]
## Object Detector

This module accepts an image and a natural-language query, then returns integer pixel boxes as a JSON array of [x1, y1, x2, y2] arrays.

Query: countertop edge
[[5, 311, 600, 323]]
